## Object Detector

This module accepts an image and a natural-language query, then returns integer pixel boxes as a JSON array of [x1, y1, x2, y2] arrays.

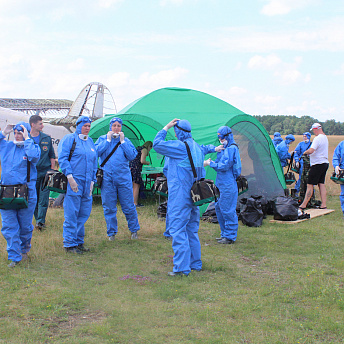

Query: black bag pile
[[239, 195, 264, 227], [157, 201, 167, 219], [201, 202, 218, 223], [273, 196, 299, 221]]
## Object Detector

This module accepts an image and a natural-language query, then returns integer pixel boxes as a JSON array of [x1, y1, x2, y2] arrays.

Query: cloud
[[248, 54, 310, 85], [261, 0, 317, 16], [248, 54, 282, 69], [97, 0, 123, 8]]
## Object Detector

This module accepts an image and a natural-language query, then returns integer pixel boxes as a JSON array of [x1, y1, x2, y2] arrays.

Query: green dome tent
[[89, 87, 286, 201]]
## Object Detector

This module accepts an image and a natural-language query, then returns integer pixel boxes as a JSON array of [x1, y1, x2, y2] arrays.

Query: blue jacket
[[333, 140, 344, 169], [95, 135, 138, 184], [58, 133, 97, 183], [0, 132, 41, 184]]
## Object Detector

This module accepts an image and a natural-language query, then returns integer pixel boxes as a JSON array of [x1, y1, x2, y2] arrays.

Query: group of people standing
[[0, 115, 241, 276], [273, 123, 344, 218]]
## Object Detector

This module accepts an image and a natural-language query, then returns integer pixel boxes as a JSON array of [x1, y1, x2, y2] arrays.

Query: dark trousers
[[34, 174, 49, 224]]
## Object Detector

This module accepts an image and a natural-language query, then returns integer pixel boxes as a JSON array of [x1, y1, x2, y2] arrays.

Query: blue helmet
[[76, 116, 92, 134], [174, 120, 192, 142]]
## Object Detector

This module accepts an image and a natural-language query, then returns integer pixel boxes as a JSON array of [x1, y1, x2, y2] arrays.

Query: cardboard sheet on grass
[[270, 208, 335, 224]]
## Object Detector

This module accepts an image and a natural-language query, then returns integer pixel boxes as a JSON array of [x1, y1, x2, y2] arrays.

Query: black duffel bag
[[0, 184, 29, 210], [273, 196, 299, 221], [240, 196, 264, 227], [43, 170, 68, 194], [153, 176, 168, 197], [184, 142, 220, 206]]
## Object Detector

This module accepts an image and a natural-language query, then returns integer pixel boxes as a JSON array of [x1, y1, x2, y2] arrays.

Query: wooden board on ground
[[269, 208, 335, 224]]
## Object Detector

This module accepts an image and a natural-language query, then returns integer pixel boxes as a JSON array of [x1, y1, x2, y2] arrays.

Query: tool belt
[[0, 184, 29, 210]]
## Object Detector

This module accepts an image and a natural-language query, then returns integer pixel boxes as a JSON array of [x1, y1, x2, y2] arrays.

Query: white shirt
[[309, 134, 329, 165]]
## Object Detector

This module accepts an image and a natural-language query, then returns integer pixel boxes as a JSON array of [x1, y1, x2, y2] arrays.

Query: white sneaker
[[131, 232, 138, 240], [108, 235, 115, 241]]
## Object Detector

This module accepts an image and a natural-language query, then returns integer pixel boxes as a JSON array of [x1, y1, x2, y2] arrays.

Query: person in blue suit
[[0, 122, 40, 267], [272, 132, 283, 147], [332, 140, 344, 217], [294, 132, 312, 192], [153, 118, 222, 276], [95, 117, 140, 240], [204, 126, 241, 244], [58, 116, 97, 254], [276, 134, 295, 167]]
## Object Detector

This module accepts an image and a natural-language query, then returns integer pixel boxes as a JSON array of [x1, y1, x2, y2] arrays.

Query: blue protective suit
[[276, 134, 295, 167], [162, 157, 171, 239], [58, 116, 97, 248], [272, 132, 283, 147], [332, 140, 344, 215], [153, 120, 215, 275], [210, 126, 241, 241], [95, 118, 139, 237], [0, 123, 41, 262], [294, 132, 312, 192]]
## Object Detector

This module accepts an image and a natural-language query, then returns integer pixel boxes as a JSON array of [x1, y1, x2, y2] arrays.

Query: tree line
[[253, 115, 344, 135]]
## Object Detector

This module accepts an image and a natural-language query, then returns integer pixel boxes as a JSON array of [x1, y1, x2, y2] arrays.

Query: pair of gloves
[[67, 175, 94, 196], [107, 131, 125, 144], [3, 124, 29, 139], [204, 145, 225, 166]]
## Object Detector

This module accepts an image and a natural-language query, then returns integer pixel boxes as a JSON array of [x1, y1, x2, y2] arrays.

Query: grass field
[[0, 135, 343, 344]]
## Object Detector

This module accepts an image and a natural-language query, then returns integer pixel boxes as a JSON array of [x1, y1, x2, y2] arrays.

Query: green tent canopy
[[89, 87, 286, 201]]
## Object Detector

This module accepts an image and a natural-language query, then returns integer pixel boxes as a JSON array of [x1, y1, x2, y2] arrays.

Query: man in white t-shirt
[[299, 123, 329, 210]]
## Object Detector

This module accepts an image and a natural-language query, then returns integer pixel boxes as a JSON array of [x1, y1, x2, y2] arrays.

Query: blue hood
[[14, 121, 31, 132], [76, 116, 92, 134], [285, 134, 295, 145], [174, 120, 192, 142], [109, 117, 123, 130], [218, 126, 235, 148], [303, 132, 311, 140], [273, 132, 281, 139]]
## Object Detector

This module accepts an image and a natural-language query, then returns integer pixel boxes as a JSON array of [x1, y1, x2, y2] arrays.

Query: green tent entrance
[[89, 87, 286, 202]]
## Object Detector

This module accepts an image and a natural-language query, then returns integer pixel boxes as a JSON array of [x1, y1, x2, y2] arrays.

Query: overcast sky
[[0, 0, 343, 121]]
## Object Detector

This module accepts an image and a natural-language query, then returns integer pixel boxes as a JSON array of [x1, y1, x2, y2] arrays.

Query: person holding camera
[[332, 140, 344, 217], [58, 116, 97, 254], [0, 122, 40, 267], [95, 117, 140, 241]]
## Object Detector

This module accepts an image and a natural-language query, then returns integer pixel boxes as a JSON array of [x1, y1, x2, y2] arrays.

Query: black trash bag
[[201, 202, 218, 223], [273, 196, 299, 221], [157, 201, 167, 219], [240, 196, 264, 227]]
